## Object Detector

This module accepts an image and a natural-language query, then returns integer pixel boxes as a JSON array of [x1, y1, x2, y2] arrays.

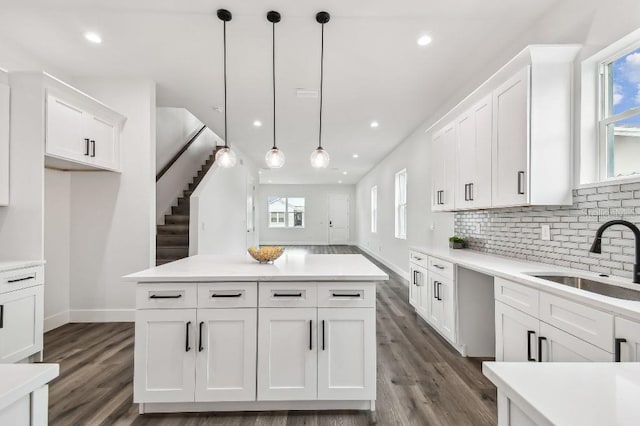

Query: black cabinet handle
[[211, 293, 242, 298], [198, 321, 204, 352], [7, 275, 36, 283], [433, 264, 445, 270], [90, 140, 96, 157], [436, 282, 442, 301], [309, 320, 313, 351], [332, 293, 361, 297], [0, 305, 3, 329], [527, 330, 536, 361], [615, 338, 627, 362], [412, 270, 417, 285], [322, 320, 325, 351], [273, 293, 302, 298], [468, 183, 474, 201], [538, 336, 547, 362], [433, 281, 438, 300], [84, 138, 90, 156], [517, 171, 525, 195], [149, 294, 182, 299], [185, 321, 191, 352]]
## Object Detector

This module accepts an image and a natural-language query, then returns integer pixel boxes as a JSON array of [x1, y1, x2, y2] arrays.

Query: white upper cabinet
[[455, 94, 492, 209], [0, 74, 8, 207], [429, 45, 580, 211]]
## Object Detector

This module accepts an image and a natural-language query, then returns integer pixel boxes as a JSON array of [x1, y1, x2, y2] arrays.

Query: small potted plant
[[449, 236, 466, 249]]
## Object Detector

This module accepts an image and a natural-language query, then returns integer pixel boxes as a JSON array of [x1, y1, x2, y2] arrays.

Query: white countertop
[[410, 246, 640, 321], [483, 362, 640, 426], [0, 260, 45, 273], [124, 254, 389, 282], [0, 364, 59, 411]]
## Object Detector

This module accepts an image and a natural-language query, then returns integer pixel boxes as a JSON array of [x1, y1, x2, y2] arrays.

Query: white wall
[[190, 147, 259, 255], [259, 184, 357, 246], [156, 107, 204, 174], [43, 169, 70, 331], [68, 78, 156, 322]]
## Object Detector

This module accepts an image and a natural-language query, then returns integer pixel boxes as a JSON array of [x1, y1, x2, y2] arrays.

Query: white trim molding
[[70, 309, 135, 323], [44, 310, 70, 332]]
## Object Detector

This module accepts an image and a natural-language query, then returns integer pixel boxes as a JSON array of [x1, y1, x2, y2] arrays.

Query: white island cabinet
[[124, 254, 388, 415], [0, 363, 59, 426]]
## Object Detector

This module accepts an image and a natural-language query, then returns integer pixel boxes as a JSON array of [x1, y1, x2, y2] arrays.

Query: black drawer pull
[[7, 275, 36, 283], [309, 320, 313, 351], [90, 140, 96, 157], [211, 293, 242, 298], [517, 171, 525, 195], [273, 293, 302, 297], [538, 336, 547, 362], [436, 282, 442, 301], [185, 321, 191, 352], [433, 264, 445, 270], [0, 305, 3, 328], [615, 338, 627, 362], [149, 294, 182, 299], [322, 320, 326, 350], [527, 330, 536, 361], [84, 138, 90, 156], [199, 321, 204, 352], [331, 293, 361, 298]]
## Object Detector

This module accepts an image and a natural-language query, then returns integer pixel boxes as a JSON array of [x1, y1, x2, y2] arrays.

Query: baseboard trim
[[357, 244, 409, 281], [44, 310, 70, 332], [70, 309, 135, 323]]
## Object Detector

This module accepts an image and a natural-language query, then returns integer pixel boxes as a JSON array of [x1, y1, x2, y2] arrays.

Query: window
[[268, 197, 305, 228], [600, 44, 640, 179], [394, 169, 407, 239], [371, 186, 378, 233]]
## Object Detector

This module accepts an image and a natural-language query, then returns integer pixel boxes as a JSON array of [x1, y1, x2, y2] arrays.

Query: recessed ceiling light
[[352, 154, 359, 158], [417, 35, 432, 47], [370, 121, 379, 128], [343, 171, 348, 175], [84, 32, 102, 44], [253, 120, 262, 127]]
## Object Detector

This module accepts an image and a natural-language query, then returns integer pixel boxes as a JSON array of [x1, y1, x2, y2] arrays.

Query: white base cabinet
[[614, 317, 640, 362]]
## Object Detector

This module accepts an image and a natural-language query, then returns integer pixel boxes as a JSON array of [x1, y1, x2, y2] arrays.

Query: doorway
[[328, 194, 350, 244]]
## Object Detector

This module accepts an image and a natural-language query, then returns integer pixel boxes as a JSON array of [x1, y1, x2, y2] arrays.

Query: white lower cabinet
[[317, 308, 376, 400], [495, 301, 539, 362], [195, 308, 257, 402], [615, 317, 640, 362], [538, 322, 612, 362], [257, 307, 317, 401], [426, 272, 456, 343], [409, 264, 428, 317], [134, 309, 196, 403], [0, 285, 44, 363]]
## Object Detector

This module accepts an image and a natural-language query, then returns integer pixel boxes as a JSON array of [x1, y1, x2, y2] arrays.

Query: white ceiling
[[0, 0, 560, 184]]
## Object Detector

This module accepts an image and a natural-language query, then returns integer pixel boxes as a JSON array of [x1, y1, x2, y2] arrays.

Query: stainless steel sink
[[532, 275, 640, 302]]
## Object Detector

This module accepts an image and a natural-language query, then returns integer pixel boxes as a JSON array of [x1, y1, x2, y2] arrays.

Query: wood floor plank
[[43, 245, 497, 425]]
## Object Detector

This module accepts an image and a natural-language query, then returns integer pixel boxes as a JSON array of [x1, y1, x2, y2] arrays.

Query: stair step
[[157, 224, 189, 235], [156, 258, 180, 266], [157, 246, 189, 257], [157, 234, 189, 245], [182, 190, 193, 198], [165, 214, 189, 225], [171, 204, 189, 215]]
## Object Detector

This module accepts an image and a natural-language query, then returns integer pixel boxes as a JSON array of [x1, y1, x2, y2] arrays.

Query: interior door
[[257, 307, 317, 401], [195, 308, 257, 402], [0, 286, 43, 363], [317, 308, 376, 400], [45, 94, 87, 163], [134, 309, 197, 403], [328, 194, 350, 244], [495, 301, 539, 362]]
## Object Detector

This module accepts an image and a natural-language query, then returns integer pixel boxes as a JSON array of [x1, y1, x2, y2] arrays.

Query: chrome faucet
[[589, 220, 640, 284]]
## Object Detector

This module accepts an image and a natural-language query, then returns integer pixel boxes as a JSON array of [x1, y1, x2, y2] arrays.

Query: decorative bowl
[[248, 246, 284, 263]]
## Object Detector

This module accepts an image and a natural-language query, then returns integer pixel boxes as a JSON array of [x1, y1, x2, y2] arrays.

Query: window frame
[[370, 186, 378, 233], [597, 40, 640, 181], [267, 196, 306, 229], [394, 169, 407, 240]]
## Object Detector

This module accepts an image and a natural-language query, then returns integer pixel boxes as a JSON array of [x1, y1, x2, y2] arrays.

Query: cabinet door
[[492, 66, 530, 207], [470, 95, 492, 208], [0, 286, 43, 363], [438, 275, 456, 342], [409, 265, 419, 308], [45, 94, 89, 164], [431, 124, 456, 211], [426, 274, 442, 327], [195, 308, 257, 402], [416, 267, 430, 318], [134, 309, 196, 403], [85, 114, 118, 170], [0, 82, 8, 206], [495, 301, 539, 362], [317, 308, 376, 400], [257, 308, 317, 400], [539, 322, 613, 362], [455, 109, 475, 209], [614, 317, 640, 362]]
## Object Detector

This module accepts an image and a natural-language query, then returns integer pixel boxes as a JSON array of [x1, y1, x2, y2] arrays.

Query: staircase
[[156, 148, 219, 265]]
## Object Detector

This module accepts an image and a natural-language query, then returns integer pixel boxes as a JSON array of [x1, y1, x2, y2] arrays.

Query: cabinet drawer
[[317, 282, 375, 308], [198, 282, 257, 308], [409, 251, 429, 269], [136, 283, 197, 309], [428, 257, 454, 280], [539, 292, 613, 352], [0, 266, 44, 294], [494, 278, 539, 317], [259, 282, 317, 308]]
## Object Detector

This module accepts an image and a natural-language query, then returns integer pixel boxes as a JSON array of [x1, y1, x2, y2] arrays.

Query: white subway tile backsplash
[[454, 185, 640, 280]]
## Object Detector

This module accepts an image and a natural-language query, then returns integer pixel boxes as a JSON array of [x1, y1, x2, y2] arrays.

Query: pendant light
[[264, 11, 286, 169], [214, 9, 237, 168], [310, 11, 331, 169]]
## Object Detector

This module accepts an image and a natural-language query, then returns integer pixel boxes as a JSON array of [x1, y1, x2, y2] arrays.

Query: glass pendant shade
[[310, 146, 330, 168], [215, 146, 237, 168], [265, 147, 285, 169]]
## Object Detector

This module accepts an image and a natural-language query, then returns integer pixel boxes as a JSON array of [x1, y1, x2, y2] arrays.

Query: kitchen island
[[124, 253, 388, 415]]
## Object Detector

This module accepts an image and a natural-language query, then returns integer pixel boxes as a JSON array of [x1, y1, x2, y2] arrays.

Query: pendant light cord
[[223, 20, 228, 148], [272, 21, 277, 150], [318, 22, 325, 149]]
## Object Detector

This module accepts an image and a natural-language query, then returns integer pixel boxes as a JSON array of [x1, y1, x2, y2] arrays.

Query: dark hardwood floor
[[43, 245, 497, 425]]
